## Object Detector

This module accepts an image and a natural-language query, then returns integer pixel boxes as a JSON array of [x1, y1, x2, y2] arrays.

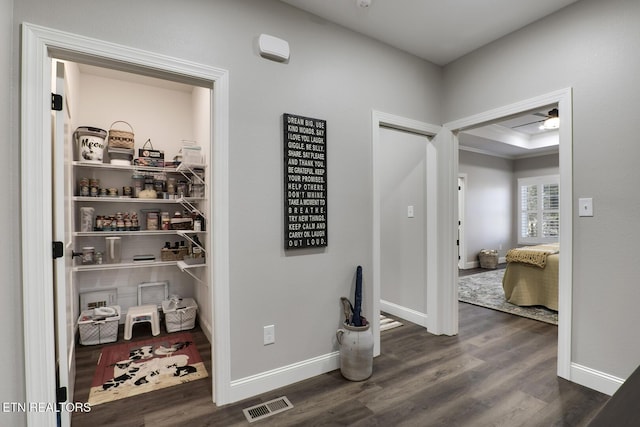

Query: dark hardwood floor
[[459, 263, 507, 277], [72, 301, 608, 426]]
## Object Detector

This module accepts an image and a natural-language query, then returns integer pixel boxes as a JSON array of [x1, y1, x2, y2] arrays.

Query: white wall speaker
[[258, 34, 290, 62]]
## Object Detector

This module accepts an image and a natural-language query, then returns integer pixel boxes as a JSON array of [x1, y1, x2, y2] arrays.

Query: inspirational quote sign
[[283, 113, 327, 249]]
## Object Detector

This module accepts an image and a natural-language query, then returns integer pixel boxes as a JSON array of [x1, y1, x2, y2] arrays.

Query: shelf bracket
[[175, 231, 207, 254], [176, 197, 204, 218], [177, 261, 205, 283], [182, 268, 203, 283], [176, 163, 205, 185]]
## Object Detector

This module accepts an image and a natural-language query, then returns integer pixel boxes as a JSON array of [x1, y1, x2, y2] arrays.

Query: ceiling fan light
[[543, 116, 560, 129]]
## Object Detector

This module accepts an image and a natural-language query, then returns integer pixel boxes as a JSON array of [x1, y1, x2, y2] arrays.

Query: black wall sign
[[283, 113, 327, 249]]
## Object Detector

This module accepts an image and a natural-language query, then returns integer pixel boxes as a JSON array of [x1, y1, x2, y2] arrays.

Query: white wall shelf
[[73, 260, 177, 272], [72, 161, 209, 275], [73, 196, 204, 203], [73, 161, 206, 173], [75, 230, 207, 237]]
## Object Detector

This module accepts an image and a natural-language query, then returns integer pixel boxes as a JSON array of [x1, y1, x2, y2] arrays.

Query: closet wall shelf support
[[175, 197, 205, 218], [176, 162, 206, 185], [175, 231, 207, 253], [177, 260, 206, 283]]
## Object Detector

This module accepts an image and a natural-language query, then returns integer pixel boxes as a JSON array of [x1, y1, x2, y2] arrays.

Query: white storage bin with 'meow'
[[161, 298, 198, 332], [78, 305, 121, 345]]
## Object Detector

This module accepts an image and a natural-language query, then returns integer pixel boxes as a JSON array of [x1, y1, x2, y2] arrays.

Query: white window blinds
[[518, 175, 559, 244]]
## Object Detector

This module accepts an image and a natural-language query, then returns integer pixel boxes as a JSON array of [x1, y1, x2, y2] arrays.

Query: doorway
[[60, 58, 213, 398], [378, 126, 429, 326], [21, 23, 231, 426], [444, 88, 573, 379], [457, 174, 466, 269], [371, 111, 442, 355]]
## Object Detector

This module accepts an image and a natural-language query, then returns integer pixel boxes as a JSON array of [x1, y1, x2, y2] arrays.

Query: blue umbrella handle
[[352, 265, 363, 326]]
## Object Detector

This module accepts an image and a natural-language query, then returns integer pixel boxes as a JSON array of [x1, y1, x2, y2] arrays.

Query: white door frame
[[457, 174, 467, 269], [371, 111, 441, 354], [444, 88, 573, 380], [21, 23, 231, 426], [52, 60, 73, 427]]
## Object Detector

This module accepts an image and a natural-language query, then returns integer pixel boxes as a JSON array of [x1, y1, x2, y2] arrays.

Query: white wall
[[76, 72, 195, 159], [444, 0, 640, 380], [379, 127, 427, 314], [9, 0, 442, 401]]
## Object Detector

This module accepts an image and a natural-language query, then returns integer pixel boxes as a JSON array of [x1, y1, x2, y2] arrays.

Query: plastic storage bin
[[161, 298, 198, 332], [181, 146, 203, 165], [78, 305, 121, 345]]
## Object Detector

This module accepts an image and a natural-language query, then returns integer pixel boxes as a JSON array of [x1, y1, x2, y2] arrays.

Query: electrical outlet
[[264, 325, 275, 345], [407, 205, 415, 218]]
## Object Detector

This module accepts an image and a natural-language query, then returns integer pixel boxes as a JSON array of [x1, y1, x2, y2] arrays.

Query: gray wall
[[7, 0, 442, 401], [459, 150, 514, 264], [513, 154, 560, 180], [379, 127, 428, 313], [444, 0, 640, 378], [6, 0, 639, 417], [459, 151, 560, 266]]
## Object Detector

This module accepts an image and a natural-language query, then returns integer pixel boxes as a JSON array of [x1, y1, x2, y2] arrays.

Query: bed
[[502, 243, 559, 311]]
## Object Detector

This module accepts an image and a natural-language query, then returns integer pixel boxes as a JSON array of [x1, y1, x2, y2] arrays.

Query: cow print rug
[[88, 332, 208, 405]]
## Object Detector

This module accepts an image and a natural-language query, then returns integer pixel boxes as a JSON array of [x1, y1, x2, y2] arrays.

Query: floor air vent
[[243, 396, 293, 422]]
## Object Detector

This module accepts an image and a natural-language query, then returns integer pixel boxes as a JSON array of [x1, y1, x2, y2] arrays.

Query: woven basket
[[160, 247, 190, 261], [108, 121, 135, 149], [479, 249, 499, 269]]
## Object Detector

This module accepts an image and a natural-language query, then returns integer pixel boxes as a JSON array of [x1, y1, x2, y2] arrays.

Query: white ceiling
[[280, 0, 568, 158], [280, 0, 579, 66], [81, 3, 568, 159], [458, 107, 560, 159]]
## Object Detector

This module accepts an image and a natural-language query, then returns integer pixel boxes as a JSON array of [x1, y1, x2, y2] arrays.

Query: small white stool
[[124, 305, 160, 340]]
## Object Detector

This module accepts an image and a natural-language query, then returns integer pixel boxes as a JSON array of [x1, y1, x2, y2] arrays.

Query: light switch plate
[[264, 325, 275, 345], [579, 198, 593, 217], [407, 205, 415, 218]]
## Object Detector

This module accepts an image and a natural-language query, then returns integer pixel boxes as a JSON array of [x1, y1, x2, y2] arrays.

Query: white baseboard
[[226, 336, 623, 404], [461, 256, 507, 270], [199, 317, 213, 344], [463, 260, 479, 269], [380, 299, 428, 327], [570, 362, 624, 396], [229, 351, 340, 403]]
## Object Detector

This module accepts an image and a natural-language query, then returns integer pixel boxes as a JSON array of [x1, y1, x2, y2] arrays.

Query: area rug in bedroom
[[88, 332, 208, 405], [458, 269, 558, 325]]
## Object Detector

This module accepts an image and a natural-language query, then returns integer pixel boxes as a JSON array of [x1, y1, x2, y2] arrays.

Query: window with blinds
[[518, 175, 559, 244]]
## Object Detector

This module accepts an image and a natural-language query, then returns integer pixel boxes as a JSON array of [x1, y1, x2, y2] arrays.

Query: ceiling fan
[[512, 108, 559, 130]]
